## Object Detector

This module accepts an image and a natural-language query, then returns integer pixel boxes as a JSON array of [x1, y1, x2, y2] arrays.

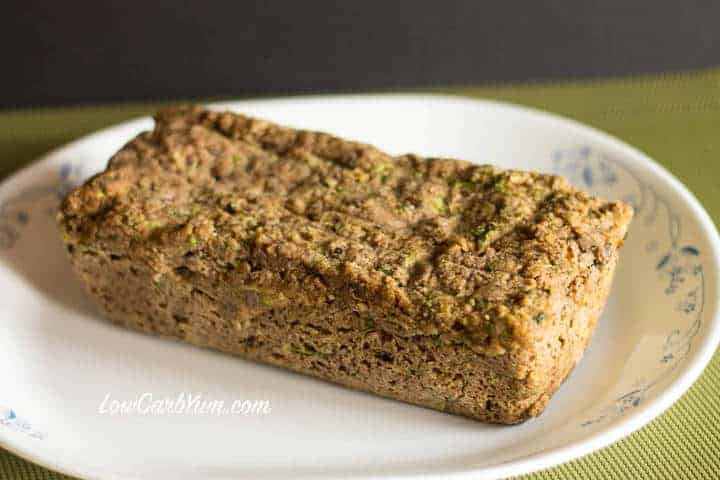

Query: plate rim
[[1, 93, 719, 480]]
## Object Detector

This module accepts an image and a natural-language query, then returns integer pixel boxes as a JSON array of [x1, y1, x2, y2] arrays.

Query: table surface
[[1, 68, 719, 479]]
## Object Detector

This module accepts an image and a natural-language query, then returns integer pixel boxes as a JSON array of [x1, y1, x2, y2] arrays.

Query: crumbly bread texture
[[59, 106, 632, 424]]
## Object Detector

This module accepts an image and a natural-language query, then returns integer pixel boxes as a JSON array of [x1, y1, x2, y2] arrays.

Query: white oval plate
[[1, 95, 719, 480]]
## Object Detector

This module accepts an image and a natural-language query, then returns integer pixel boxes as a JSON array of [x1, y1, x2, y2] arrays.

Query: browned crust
[[58, 106, 633, 423]]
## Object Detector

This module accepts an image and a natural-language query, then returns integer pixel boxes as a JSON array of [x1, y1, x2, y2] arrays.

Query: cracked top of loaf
[[59, 106, 633, 352]]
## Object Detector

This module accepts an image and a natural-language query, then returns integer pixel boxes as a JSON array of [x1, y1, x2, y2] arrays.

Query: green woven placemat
[[2, 68, 719, 479]]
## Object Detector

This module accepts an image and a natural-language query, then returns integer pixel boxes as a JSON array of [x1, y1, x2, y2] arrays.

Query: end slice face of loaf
[[58, 106, 633, 424]]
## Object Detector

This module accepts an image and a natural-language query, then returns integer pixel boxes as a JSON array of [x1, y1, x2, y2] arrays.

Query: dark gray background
[[3, 0, 719, 109]]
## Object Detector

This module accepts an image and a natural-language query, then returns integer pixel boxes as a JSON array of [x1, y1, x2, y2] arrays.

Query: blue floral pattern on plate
[[0, 163, 82, 250], [0, 405, 43, 440], [0, 163, 83, 440], [553, 146, 704, 427]]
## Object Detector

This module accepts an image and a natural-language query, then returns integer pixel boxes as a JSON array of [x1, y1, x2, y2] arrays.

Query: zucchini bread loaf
[[59, 106, 632, 424]]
